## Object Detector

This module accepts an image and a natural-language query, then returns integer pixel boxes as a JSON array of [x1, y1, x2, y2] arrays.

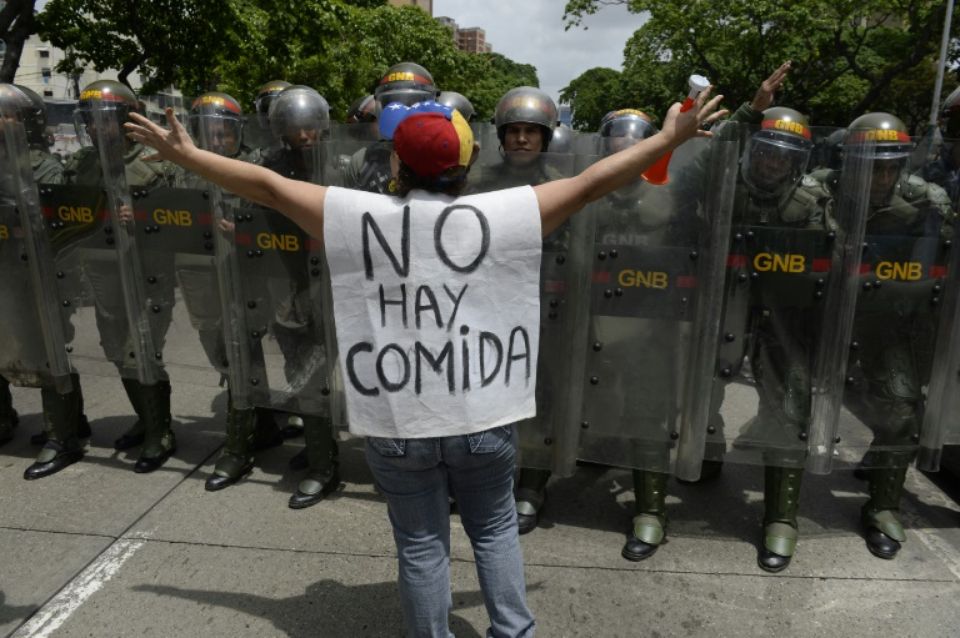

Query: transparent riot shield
[[463, 140, 591, 477], [130, 184, 236, 388], [918, 134, 960, 466], [579, 134, 739, 475], [0, 93, 72, 393], [329, 120, 392, 194], [819, 135, 956, 471], [227, 130, 335, 418], [675, 125, 861, 476], [72, 105, 164, 385]]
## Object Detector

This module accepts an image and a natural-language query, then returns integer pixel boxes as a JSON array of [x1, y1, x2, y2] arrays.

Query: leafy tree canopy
[[561, 0, 959, 131], [34, 0, 539, 121]]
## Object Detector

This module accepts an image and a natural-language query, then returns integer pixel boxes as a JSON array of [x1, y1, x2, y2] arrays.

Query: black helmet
[[437, 91, 475, 122], [254, 80, 292, 127], [374, 62, 436, 107], [494, 86, 558, 151], [189, 92, 244, 157], [0, 83, 47, 145], [346, 94, 381, 123], [815, 128, 846, 170], [741, 106, 813, 196], [75, 80, 139, 145], [598, 109, 658, 156], [269, 85, 330, 149], [941, 86, 960, 138]]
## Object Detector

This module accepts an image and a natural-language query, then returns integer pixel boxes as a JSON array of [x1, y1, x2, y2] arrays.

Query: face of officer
[[284, 126, 319, 150], [743, 138, 808, 195], [869, 159, 904, 207], [82, 113, 125, 149], [503, 122, 543, 166], [208, 120, 240, 156]]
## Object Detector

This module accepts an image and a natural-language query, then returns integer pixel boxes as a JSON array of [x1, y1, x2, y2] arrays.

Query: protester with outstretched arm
[[125, 90, 724, 240], [125, 89, 724, 638]]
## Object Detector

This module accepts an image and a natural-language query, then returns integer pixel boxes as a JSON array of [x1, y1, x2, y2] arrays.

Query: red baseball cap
[[393, 110, 474, 179]]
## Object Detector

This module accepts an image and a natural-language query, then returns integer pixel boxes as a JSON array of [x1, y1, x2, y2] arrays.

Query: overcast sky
[[432, 0, 642, 105]]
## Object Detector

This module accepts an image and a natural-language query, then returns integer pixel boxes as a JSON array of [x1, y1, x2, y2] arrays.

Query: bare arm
[[125, 108, 327, 240], [535, 89, 726, 236]]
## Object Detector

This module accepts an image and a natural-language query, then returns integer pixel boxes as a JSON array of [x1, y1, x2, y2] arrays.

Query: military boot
[[622, 470, 668, 561], [30, 376, 90, 446], [252, 408, 284, 451], [862, 464, 909, 560], [0, 376, 18, 446], [133, 381, 176, 473], [115, 377, 146, 450], [288, 415, 340, 509], [206, 400, 257, 491], [758, 465, 803, 572], [515, 468, 551, 535], [24, 385, 84, 480]]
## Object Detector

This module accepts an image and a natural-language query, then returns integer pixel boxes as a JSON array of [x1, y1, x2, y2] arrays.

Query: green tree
[[559, 67, 628, 130], [561, 0, 959, 130], [37, 0, 245, 94], [32, 1, 539, 121], [452, 53, 539, 122]]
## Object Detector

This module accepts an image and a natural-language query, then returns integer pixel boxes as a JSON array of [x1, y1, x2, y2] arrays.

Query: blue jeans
[[365, 424, 535, 638]]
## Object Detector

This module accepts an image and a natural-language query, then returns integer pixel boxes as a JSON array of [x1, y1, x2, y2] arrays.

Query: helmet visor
[[377, 88, 434, 108], [189, 114, 243, 157], [741, 135, 811, 195], [73, 104, 128, 148]]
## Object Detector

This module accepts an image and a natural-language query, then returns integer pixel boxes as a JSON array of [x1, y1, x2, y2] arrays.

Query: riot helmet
[[815, 127, 846, 170], [188, 92, 244, 157], [269, 85, 330, 150], [941, 85, 960, 139], [494, 86, 557, 153], [74, 79, 139, 148], [254, 80, 292, 128], [548, 124, 573, 154], [437, 91, 475, 122], [844, 112, 913, 206], [598, 109, 658, 156], [346, 94, 381, 124], [374, 62, 436, 108], [0, 84, 47, 146], [741, 106, 813, 197]]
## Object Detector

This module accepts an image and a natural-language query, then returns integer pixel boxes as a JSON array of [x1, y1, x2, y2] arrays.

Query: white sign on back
[[323, 185, 542, 439]]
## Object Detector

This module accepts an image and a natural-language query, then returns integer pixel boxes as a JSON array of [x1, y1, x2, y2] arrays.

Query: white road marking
[[11, 538, 144, 638]]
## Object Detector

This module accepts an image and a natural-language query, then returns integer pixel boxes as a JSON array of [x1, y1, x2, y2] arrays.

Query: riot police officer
[[472, 86, 560, 193], [922, 86, 960, 204], [724, 105, 829, 572], [344, 63, 437, 194], [56, 80, 179, 474], [258, 85, 340, 508], [0, 84, 90, 457], [585, 109, 684, 561], [171, 92, 280, 490], [817, 113, 954, 560], [250, 80, 292, 152], [469, 86, 563, 533]]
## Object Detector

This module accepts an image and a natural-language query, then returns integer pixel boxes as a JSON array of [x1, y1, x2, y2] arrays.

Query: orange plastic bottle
[[641, 74, 711, 185]]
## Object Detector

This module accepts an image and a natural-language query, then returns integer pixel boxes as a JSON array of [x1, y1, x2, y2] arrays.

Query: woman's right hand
[[660, 87, 727, 145]]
